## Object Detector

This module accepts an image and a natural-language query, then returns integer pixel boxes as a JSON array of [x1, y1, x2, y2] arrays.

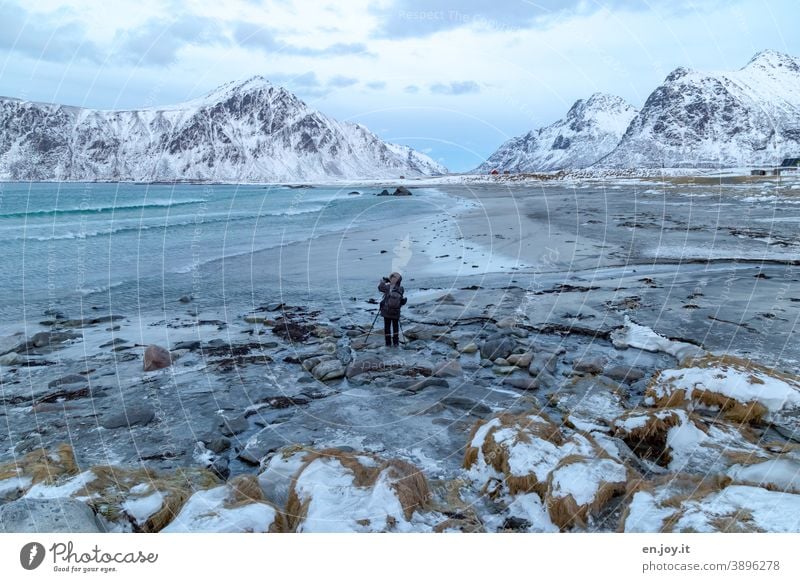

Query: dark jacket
[[378, 280, 405, 319]]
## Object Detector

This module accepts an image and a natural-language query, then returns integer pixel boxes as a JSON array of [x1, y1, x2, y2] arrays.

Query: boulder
[[480, 335, 516, 361], [459, 342, 478, 354], [433, 359, 463, 377], [506, 352, 533, 368], [0, 498, 101, 533], [219, 415, 250, 437], [604, 365, 646, 384], [572, 356, 607, 374], [503, 377, 540, 391], [393, 186, 412, 196], [377, 189, 391, 196], [143, 345, 172, 372], [312, 359, 346, 382], [529, 352, 559, 375]]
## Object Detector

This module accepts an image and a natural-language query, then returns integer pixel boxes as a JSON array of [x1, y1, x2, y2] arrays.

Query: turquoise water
[[0, 182, 445, 323]]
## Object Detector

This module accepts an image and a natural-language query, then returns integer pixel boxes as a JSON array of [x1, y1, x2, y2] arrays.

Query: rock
[[101, 404, 155, 429], [495, 317, 518, 329], [312, 359, 346, 381], [57, 315, 125, 329], [494, 357, 510, 366], [377, 189, 391, 196], [0, 352, 22, 366], [433, 359, 462, 377], [174, 340, 201, 351], [401, 377, 449, 393], [272, 319, 313, 343], [0, 498, 102, 533], [47, 374, 86, 388], [179, 295, 193, 303], [480, 335, 516, 361], [529, 352, 559, 375], [99, 338, 129, 349], [503, 377, 540, 391], [506, 352, 533, 368], [43, 308, 67, 320], [143, 345, 172, 372], [28, 330, 79, 349], [220, 415, 249, 437], [238, 428, 289, 465], [393, 186, 412, 196], [0, 332, 25, 356], [265, 302, 284, 312], [459, 342, 478, 354], [244, 315, 271, 324], [442, 397, 491, 415], [346, 355, 385, 378], [604, 365, 646, 384], [210, 457, 231, 481], [205, 437, 231, 454], [336, 344, 353, 366], [572, 356, 607, 374], [402, 325, 457, 347]]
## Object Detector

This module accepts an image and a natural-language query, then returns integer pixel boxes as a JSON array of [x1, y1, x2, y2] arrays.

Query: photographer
[[378, 272, 407, 347]]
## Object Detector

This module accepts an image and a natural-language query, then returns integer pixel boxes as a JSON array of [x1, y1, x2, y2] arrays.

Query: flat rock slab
[[238, 428, 293, 465], [0, 498, 102, 533], [101, 404, 156, 429]]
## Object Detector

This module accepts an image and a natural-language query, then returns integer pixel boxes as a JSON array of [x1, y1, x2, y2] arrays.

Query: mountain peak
[[745, 49, 800, 72], [200, 75, 277, 103]]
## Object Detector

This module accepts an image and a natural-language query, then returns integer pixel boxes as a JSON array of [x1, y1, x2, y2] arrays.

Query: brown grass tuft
[[646, 354, 800, 425], [612, 410, 685, 467], [0, 443, 80, 485], [284, 448, 430, 532], [545, 455, 630, 530]]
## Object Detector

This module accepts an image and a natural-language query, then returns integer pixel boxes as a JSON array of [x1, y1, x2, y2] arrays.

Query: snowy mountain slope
[[474, 93, 638, 173], [598, 50, 800, 168], [0, 77, 447, 182]]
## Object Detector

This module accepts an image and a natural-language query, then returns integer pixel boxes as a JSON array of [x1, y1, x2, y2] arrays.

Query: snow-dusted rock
[[623, 476, 800, 533], [162, 475, 283, 532], [545, 455, 630, 530], [463, 411, 600, 497], [613, 408, 769, 474], [261, 447, 431, 532], [644, 355, 800, 431]]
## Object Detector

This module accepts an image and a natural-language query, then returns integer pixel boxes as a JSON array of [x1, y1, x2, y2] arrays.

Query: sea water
[[0, 182, 451, 324]]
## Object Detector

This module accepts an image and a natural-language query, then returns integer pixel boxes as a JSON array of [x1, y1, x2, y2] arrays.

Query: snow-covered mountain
[[599, 50, 800, 168], [0, 77, 447, 182], [474, 93, 638, 173]]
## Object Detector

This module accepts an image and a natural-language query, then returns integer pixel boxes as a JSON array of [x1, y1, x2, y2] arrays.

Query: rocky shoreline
[[2, 259, 799, 533]]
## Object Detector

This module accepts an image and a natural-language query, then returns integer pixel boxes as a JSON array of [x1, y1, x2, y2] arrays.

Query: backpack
[[386, 286, 405, 310]]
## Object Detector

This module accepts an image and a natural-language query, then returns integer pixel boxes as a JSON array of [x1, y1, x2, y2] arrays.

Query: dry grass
[[544, 454, 635, 530], [76, 465, 219, 532], [612, 409, 686, 467], [284, 448, 430, 532], [646, 354, 799, 425], [0, 443, 79, 485], [464, 412, 566, 497]]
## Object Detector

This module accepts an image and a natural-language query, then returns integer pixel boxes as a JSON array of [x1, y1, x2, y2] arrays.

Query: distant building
[[489, 169, 499, 175], [781, 158, 800, 168]]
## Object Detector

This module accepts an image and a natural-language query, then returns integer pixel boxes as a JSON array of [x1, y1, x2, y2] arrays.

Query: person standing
[[378, 272, 406, 347]]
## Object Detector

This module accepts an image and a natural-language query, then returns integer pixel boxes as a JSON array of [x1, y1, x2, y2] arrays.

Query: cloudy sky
[[1, 0, 797, 170]]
